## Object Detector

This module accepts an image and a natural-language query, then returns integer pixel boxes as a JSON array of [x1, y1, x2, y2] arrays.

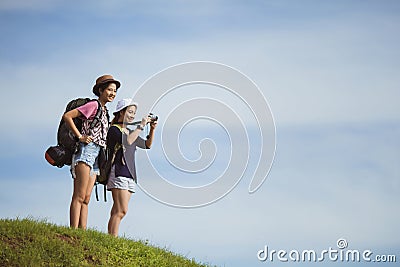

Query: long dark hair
[[111, 109, 125, 125]]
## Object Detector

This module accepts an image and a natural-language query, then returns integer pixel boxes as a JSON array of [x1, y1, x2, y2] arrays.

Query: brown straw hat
[[92, 74, 121, 96]]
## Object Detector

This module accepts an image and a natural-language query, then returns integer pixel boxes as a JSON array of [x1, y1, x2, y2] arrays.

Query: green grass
[[0, 218, 213, 267]]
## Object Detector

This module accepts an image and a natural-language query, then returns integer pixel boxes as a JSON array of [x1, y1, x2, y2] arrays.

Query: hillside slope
[[0, 218, 212, 267]]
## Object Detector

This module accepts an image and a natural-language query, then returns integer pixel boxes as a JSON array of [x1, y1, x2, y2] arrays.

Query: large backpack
[[45, 98, 105, 168]]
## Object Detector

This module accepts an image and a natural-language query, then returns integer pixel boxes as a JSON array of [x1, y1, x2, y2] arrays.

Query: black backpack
[[45, 98, 104, 168]]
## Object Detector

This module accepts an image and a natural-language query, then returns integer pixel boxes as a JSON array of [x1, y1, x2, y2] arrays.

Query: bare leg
[[108, 188, 132, 236], [70, 162, 92, 229], [78, 174, 96, 229]]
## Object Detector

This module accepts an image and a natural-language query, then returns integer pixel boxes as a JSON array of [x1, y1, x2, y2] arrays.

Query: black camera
[[148, 113, 158, 122]]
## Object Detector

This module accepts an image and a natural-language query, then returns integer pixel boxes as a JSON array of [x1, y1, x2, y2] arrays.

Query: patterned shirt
[[77, 100, 109, 147]]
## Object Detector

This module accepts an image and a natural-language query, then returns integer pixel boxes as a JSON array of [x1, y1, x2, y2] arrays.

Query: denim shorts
[[70, 142, 100, 178], [107, 165, 136, 193]]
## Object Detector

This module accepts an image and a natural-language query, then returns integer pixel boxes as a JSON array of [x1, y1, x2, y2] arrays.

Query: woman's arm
[[62, 109, 91, 143], [62, 101, 98, 144], [145, 121, 158, 148], [126, 116, 150, 145]]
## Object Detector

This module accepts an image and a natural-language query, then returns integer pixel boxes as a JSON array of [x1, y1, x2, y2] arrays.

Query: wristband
[[77, 134, 82, 140]]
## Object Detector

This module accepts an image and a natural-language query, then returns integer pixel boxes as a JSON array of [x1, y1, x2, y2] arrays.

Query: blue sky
[[0, 1, 399, 266]]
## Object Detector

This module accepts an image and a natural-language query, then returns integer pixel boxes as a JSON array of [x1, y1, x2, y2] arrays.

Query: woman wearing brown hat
[[62, 74, 120, 229]]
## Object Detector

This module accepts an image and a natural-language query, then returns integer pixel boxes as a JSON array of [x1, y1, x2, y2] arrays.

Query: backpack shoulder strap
[[113, 123, 123, 132], [100, 100, 110, 125], [89, 99, 104, 128]]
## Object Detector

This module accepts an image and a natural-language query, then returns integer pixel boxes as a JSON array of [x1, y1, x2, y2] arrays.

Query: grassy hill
[[0, 218, 213, 267]]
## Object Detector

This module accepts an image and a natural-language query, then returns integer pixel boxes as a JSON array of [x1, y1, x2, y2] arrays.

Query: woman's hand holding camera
[[147, 113, 158, 130], [139, 116, 150, 129], [149, 119, 157, 130], [134, 114, 158, 132]]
